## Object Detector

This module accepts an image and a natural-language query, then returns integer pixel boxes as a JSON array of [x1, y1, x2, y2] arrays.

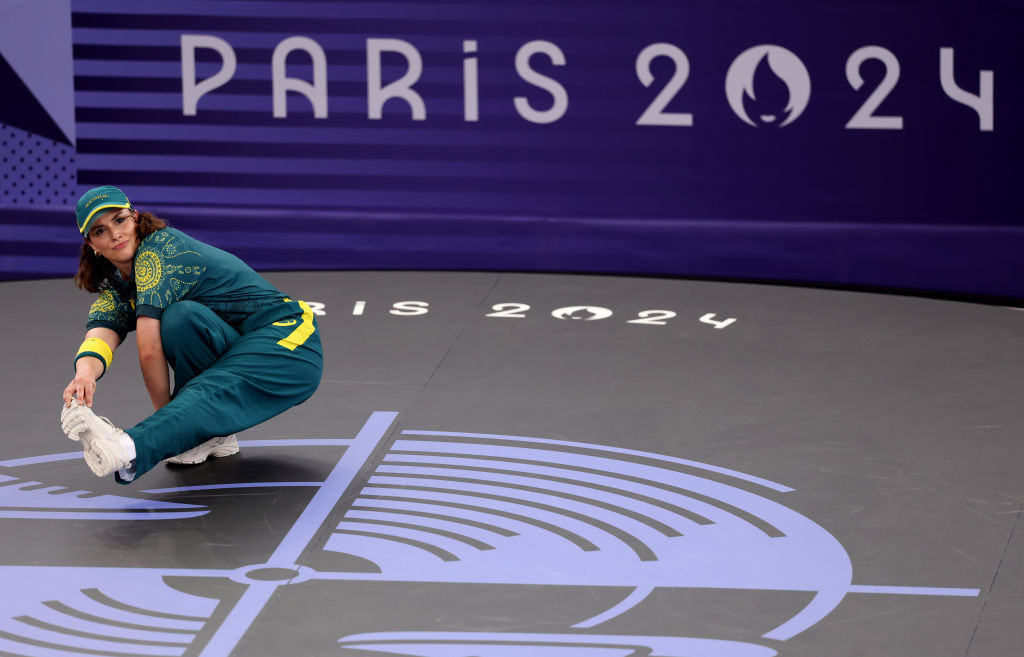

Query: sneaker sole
[[60, 404, 124, 477]]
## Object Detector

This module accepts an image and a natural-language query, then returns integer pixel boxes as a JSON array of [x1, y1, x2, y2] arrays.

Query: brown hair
[[74, 211, 168, 292]]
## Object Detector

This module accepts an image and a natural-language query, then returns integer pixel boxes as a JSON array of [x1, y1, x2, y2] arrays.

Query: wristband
[[75, 337, 113, 378]]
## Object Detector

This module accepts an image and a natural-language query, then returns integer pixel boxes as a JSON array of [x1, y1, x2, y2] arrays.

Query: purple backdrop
[[1, 0, 1021, 300]]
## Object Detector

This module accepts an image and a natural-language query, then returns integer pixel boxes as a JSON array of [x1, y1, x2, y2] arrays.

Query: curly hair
[[74, 211, 168, 293]]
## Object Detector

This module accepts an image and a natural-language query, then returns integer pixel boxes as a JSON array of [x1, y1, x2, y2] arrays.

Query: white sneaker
[[60, 403, 135, 477], [165, 434, 239, 465]]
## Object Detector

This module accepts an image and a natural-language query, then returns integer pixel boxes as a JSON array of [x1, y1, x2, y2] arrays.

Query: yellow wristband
[[75, 337, 114, 377]]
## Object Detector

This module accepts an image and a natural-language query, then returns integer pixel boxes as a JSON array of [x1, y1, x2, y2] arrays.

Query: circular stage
[[1, 271, 1022, 657]]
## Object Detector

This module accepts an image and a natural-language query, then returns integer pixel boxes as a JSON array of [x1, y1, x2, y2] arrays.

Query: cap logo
[[85, 194, 109, 208]]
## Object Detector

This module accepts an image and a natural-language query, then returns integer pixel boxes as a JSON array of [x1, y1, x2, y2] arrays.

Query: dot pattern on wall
[[0, 123, 78, 207]]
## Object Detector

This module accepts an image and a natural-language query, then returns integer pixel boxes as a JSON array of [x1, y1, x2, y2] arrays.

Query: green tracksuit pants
[[119, 298, 323, 483]]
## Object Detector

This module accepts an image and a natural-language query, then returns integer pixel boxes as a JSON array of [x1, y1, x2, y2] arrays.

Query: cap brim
[[80, 202, 133, 235]]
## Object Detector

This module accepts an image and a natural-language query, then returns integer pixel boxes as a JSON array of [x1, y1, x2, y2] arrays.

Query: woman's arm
[[136, 316, 171, 411], [63, 327, 121, 407]]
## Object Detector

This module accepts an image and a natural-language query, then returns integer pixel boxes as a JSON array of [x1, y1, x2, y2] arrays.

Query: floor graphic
[[0, 411, 980, 657]]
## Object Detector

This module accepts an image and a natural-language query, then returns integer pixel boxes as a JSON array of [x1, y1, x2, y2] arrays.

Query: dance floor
[[1, 271, 1022, 657]]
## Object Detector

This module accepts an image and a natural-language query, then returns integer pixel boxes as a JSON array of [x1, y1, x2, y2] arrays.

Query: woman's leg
[[159, 300, 240, 394], [63, 301, 241, 480], [159, 301, 246, 465], [123, 301, 323, 482]]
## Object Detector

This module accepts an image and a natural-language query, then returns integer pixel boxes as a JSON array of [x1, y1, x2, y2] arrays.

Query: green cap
[[75, 185, 133, 235]]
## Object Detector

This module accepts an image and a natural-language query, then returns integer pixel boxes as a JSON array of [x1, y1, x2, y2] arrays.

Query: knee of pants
[[159, 300, 208, 343], [159, 300, 240, 371]]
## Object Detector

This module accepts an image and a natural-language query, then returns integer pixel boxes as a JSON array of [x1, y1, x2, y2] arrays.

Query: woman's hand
[[63, 367, 99, 407]]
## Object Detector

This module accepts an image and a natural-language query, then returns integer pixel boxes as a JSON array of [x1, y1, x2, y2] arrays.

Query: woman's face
[[86, 209, 140, 272]]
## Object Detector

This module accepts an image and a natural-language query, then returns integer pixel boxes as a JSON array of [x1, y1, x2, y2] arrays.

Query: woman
[[61, 185, 323, 484]]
